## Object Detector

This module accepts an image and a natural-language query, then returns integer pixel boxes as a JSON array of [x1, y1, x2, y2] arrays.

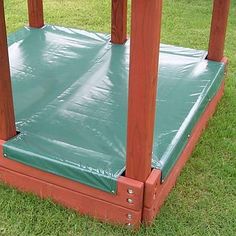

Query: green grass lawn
[[1, 0, 235, 235]]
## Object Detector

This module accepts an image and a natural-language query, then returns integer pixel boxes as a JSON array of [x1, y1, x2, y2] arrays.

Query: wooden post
[[126, 0, 162, 182], [28, 0, 44, 28], [0, 0, 16, 140], [111, 0, 127, 44], [208, 0, 230, 61]]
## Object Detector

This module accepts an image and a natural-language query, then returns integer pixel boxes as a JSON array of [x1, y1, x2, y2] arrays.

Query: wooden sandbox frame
[[0, 0, 230, 227]]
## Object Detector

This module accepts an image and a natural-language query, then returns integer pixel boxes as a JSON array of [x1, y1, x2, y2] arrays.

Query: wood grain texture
[[208, 0, 230, 61], [0, 0, 16, 140], [28, 0, 44, 28], [111, 0, 127, 44], [0, 166, 142, 227], [126, 0, 163, 182]]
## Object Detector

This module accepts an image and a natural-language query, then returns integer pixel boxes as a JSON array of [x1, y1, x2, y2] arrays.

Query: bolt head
[[127, 189, 134, 194], [127, 198, 133, 204], [127, 213, 132, 219]]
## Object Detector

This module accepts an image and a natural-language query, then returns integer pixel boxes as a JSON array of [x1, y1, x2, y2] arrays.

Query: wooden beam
[[126, 0, 162, 182], [28, 0, 44, 28], [0, 0, 16, 140], [111, 0, 127, 44], [208, 0, 230, 61]]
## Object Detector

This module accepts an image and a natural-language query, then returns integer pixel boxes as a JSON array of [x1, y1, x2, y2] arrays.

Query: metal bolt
[[127, 198, 133, 204], [127, 189, 134, 194], [3, 154, 7, 157], [127, 213, 132, 219]]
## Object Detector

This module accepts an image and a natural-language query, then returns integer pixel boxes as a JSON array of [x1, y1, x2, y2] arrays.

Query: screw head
[[127, 198, 133, 204], [127, 189, 134, 194], [127, 213, 132, 219]]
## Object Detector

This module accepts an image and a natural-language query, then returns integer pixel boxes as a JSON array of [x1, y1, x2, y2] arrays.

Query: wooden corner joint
[[143, 169, 162, 209], [141, 169, 162, 224], [117, 176, 144, 212], [114, 177, 145, 227]]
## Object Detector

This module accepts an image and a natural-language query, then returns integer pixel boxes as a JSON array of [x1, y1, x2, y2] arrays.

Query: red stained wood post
[[111, 0, 127, 44], [208, 0, 230, 61], [0, 0, 16, 140], [126, 0, 163, 182], [28, 0, 44, 28]]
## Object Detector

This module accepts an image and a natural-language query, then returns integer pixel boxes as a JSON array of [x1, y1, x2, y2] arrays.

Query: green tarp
[[3, 25, 225, 193]]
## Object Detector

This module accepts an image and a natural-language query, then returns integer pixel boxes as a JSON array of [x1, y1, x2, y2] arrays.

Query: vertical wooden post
[[111, 0, 127, 44], [126, 0, 162, 182], [0, 0, 16, 140], [28, 0, 44, 28], [208, 0, 230, 61]]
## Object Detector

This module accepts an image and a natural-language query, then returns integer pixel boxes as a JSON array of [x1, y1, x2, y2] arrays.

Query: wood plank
[[143, 170, 161, 209], [28, 0, 44, 28], [111, 0, 127, 44], [0, 0, 16, 140], [208, 0, 230, 61], [126, 0, 163, 182], [0, 166, 142, 227]]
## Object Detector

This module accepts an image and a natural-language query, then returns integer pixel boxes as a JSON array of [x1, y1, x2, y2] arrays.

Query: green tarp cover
[[3, 25, 225, 193]]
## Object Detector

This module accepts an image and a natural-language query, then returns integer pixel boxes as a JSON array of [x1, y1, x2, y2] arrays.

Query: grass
[[1, 0, 236, 235]]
